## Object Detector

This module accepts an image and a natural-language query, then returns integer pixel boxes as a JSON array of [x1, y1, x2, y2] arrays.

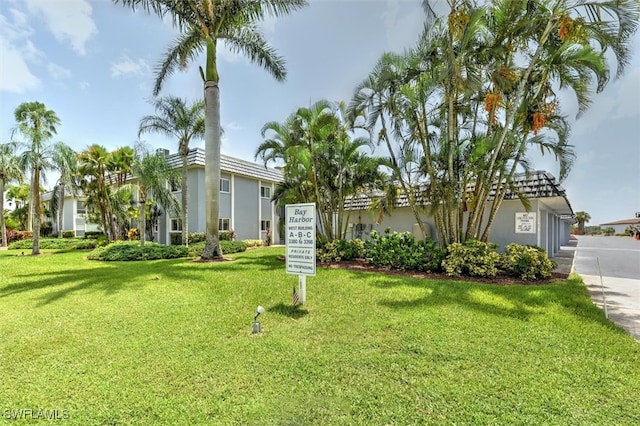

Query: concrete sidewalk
[[551, 237, 640, 342]]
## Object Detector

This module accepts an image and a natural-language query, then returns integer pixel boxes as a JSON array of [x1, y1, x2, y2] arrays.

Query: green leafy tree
[[114, 0, 307, 259], [0, 142, 24, 247], [139, 96, 205, 246], [12, 101, 61, 255]]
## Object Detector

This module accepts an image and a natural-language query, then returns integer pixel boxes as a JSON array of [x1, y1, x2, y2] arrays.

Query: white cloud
[[111, 54, 151, 78], [0, 37, 41, 93], [48, 62, 71, 80], [24, 0, 97, 55], [0, 10, 40, 93], [79, 80, 90, 90], [223, 121, 244, 131]]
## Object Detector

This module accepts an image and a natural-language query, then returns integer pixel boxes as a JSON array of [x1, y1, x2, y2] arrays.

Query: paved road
[[573, 235, 640, 341]]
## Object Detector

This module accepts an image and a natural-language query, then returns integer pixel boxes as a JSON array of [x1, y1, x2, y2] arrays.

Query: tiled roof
[[345, 170, 572, 211], [164, 148, 283, 182]]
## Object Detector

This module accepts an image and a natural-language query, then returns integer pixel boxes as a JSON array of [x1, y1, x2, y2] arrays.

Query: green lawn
[[1, 248, 638, 425]]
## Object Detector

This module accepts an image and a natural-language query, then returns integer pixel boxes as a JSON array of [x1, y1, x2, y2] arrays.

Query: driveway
[[573, 235, 640, 341]]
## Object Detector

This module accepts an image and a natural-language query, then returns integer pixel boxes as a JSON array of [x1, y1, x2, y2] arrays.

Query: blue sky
[[1, 0, 639, 226]]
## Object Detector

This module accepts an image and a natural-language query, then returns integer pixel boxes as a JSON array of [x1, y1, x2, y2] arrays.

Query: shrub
[[40, 222, 53, 237], [12, 231, 32, 242], [187, 240, 247, 257], [443, 239, 500, 277], [62, 231, 75, 238], [365, 229, 446, 272], [9, 238, 97, 250], [243, 239, 263, 248], [499, 244, 556, 280], [128, 228, 140, 240], [317, 239, 366, 263], [87, 241, 190, 261], [84, 231, 103, 239]]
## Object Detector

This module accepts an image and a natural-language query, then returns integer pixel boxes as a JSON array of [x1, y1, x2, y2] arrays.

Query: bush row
[[8, 238, 98, 250], [316, 230, 556, 280], [169, 231, 235, 246], [86, 240, 248, 261]]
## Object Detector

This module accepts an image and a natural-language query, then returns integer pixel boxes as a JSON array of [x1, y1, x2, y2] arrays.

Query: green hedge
[[187, 240, 247, 257], [87, 241, 190, 261], [365, 230, 445, 272], [8, 238, 97, 250], [442, 239, 501, 278]]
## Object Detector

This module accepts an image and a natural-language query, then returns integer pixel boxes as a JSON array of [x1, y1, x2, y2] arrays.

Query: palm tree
[[0, 142, 24, 248], [114, 0, 307, 259], [138, 96, 205, 246], [129, 143, 180, 246], [575, 211, 591, 233], [51, 142, 79, 238], [12, 101, 61, 255], [78, 145, 115, 241]]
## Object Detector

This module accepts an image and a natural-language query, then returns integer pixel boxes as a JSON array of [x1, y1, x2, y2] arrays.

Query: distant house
[[44, 148, 283, 244], [344, 170, 575, 256], [599, 217, 640, 234]]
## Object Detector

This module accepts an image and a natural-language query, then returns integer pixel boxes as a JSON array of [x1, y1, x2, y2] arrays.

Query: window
[[76, 200, 86, 215], [260, 186, 271, 199], [219, 218, 230, 231], [261, 220, 271, 231], [170, 180, 179, 192], [170, 218, 182, 232], [220, 178, 230, 193]]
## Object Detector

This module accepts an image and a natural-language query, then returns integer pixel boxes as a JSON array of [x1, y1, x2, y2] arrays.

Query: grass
[[0, 247, 638, 425]]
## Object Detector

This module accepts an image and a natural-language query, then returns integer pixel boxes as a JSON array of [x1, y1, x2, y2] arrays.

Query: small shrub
[[499, 244, 556, 280], [62, 230, 75, 238], [84, 231, 103, 239], [13, 231, 32, 242], [40, 222, 53, 237], [317, 239, 366, 263], [189, 232, 207, 243], [243, 239, 263, 248], [87, 241, 190, 261], [365, 229, 445, 272], [443, 239, 500, 277], [128, 228, 140, 240]]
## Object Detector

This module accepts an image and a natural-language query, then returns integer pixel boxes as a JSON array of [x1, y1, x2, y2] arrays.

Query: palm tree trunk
[[181, 148, 189, 246], [0, 177, 7, 248], [202, 79, 223, 259], [139, 198, 147, 246], [57, 184, 65, 238], [32, 168, 41, 255]]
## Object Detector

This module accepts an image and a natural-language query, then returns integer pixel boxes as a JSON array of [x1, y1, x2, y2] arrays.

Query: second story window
[[260, 186, 271, 199], [220, 178, 230, 193]]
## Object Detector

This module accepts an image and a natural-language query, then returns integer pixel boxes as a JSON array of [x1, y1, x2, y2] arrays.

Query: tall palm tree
[[50, 142, 79, 238], [0, 142, 24, 248], [114, 0, 307, 259], [138, 96, 205, 246], [128, 143, 180, 246], [78, 144, 115, 241], [12, 101, 61, 255]]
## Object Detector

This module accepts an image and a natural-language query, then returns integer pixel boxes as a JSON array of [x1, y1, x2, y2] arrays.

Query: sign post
[[285, 203, 316, 304]]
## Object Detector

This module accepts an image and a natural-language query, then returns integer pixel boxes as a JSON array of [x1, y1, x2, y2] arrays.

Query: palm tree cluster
[[256, 100, 387, 241], [345, 0, 638, 247]]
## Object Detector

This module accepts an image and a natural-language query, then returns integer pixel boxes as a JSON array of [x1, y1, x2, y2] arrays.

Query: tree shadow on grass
[[268, 302, 309, 319]]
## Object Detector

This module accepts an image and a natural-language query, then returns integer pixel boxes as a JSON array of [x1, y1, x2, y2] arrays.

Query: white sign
[[286, 203, 316, 276], [515, 212, 537, 234]]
